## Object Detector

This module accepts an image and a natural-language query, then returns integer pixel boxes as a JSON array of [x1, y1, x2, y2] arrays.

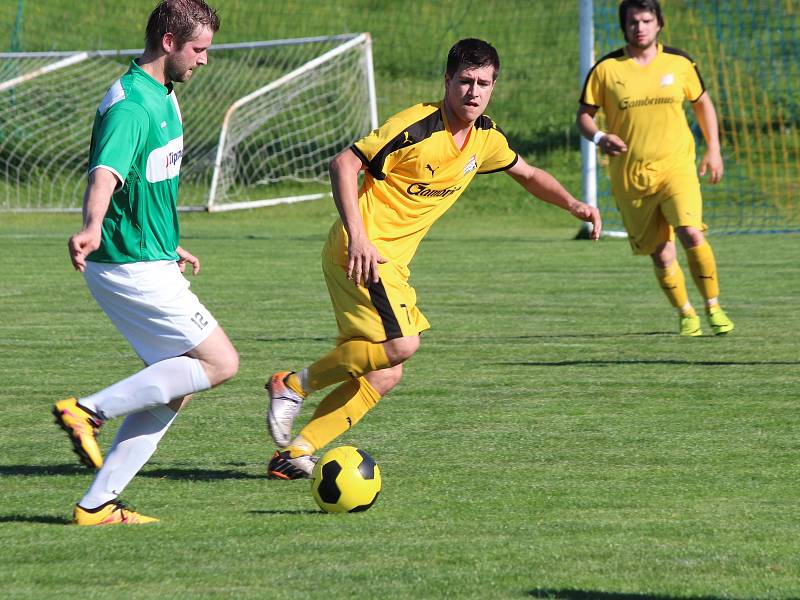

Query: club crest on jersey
[[660, 73, 675, 86], [463, 154, 478, 175]]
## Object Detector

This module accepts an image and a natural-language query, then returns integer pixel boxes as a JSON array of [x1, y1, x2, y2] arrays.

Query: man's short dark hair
[[145, 0, 220, 51], [618, 0, 665, 34], [446, 38, 500, 81]]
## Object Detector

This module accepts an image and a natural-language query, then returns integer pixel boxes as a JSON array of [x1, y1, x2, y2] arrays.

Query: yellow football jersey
[[326, 101, 518, 272], [580, 44, 706, 200]]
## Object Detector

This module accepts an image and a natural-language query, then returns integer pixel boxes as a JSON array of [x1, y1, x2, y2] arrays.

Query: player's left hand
[[570, 202, 602, 240], [176, 246, 200, 275], [699, 150, 723, 184]]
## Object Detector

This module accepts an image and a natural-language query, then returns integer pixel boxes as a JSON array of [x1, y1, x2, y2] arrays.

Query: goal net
[[0, 33, 377, 212], [587, 0, 800, 235]]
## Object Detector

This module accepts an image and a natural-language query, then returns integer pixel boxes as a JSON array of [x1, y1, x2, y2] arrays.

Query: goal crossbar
[[207, 32, 377, 212], [0, 34, 376, 213]]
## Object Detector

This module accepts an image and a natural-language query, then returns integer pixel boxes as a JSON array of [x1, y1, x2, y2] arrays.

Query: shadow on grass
[[0, 464, 263, 481], [0, 464, 87, 476], [248, 509, 321, 516], [528, 589, 752, 600], [141, 467, 263, 481], [256, 335, 332, 343], [0, 515, 71, 525], [439, 332, 676, 341], [502, 358, 800, 367]]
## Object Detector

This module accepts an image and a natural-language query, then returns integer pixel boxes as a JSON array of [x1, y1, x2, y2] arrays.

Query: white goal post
[[0, 33, 378, 212]]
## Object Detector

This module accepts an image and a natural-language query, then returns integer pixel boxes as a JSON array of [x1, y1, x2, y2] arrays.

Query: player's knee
[[368, 363, 404, 395], [384, 335, 420, 364], [384, 363, 404, 389], [676, 226, 705, 248], [221, 349, 240, 382], [650, 241, 676, 268], [210, 348, 239, 386]]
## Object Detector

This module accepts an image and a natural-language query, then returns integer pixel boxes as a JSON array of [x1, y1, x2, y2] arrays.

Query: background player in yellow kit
[[265, 38, 602, 479], [576, 0, 735, 337]]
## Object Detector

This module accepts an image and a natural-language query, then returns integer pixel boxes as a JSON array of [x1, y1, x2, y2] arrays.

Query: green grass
[[1, 1, 799, 596], [1, 203, 799, 599]]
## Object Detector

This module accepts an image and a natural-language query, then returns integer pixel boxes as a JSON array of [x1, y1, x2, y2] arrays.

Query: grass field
[[1, 1, 800, 597], [1, 203, 799, 599]]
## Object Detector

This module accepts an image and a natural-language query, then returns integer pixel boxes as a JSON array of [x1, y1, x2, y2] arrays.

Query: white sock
[[79, 356, 210, 420], [79, 405, 177, 509]]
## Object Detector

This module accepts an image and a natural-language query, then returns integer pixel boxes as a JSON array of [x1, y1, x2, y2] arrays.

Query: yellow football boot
[[52, 397, 104, 468], [74, 500, 159, 526], [707, 306, 735, 335], [679, 314, 703, 337]]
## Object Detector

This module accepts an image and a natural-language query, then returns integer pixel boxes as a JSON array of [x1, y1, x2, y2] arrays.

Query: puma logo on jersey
[[660, 73, 675, 86], [425, 163, 439, 177]]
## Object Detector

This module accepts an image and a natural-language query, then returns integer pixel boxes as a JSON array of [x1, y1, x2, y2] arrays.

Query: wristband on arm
[[592, 130, 606, 145]]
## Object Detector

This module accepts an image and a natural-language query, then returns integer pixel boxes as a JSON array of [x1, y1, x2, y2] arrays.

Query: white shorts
[[84, 260, 218, 365]]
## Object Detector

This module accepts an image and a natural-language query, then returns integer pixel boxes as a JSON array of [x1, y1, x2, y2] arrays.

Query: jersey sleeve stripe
[[358, 109, 445, 180], [689, 63, 707, 102], [663, 46, 707, 101], [349, 144, 375, 177], [580, 48, 625, 104], [89, 164, 124, 189], [478, 153, 519, 174]]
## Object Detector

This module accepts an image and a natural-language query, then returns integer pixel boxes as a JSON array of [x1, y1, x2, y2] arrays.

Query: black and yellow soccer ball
[[311, 446, 381, 513]]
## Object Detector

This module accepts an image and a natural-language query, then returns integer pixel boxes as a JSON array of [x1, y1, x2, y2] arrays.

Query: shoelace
[[109, 499, 138, 521]]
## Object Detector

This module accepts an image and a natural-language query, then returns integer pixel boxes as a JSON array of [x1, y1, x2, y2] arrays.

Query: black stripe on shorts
[[367, 279, 403, 340]]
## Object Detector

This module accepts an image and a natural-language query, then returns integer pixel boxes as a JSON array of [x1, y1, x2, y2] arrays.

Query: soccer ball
[[311, 446, 381, 513]]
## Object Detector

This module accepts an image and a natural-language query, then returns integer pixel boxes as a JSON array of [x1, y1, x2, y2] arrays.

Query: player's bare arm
[[506, 156, 602, 240], [176, 246, 200, 275], [692, 92, 724, 184], [576, 104, 628, 156], [68, 168, 117, 272], [329, 148, 386, 286]]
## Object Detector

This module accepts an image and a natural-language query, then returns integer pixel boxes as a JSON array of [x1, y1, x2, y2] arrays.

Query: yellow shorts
[[615, 163, 705, 255], [322, 254, 430, 344]]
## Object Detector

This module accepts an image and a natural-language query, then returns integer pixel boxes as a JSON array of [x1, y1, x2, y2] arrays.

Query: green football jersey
[[87, 59, 184, 263]]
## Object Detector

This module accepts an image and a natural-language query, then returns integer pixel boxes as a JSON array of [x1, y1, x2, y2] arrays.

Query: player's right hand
[[68, 229, 101, 272], [347, 237, 387, 287], [599, 133, 627, 156]]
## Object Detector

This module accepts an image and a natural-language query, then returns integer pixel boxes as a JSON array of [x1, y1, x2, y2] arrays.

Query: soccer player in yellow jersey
[[577, 0, 735, 337], [265, 38, 602, 479]]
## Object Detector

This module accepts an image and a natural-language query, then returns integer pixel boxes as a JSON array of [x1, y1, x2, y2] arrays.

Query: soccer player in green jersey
[[577, 0, 734, 336], [52, 0, 239, 526], [264, 38, 603, 479]]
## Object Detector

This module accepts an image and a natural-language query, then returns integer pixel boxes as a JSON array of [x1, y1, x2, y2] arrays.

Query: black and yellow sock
[[283, 372, 306, 397], [686, 241, 720, 301], [307, 339, 391, 391], [653, 261, 691, 312], [295, 377, 381, 452]]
